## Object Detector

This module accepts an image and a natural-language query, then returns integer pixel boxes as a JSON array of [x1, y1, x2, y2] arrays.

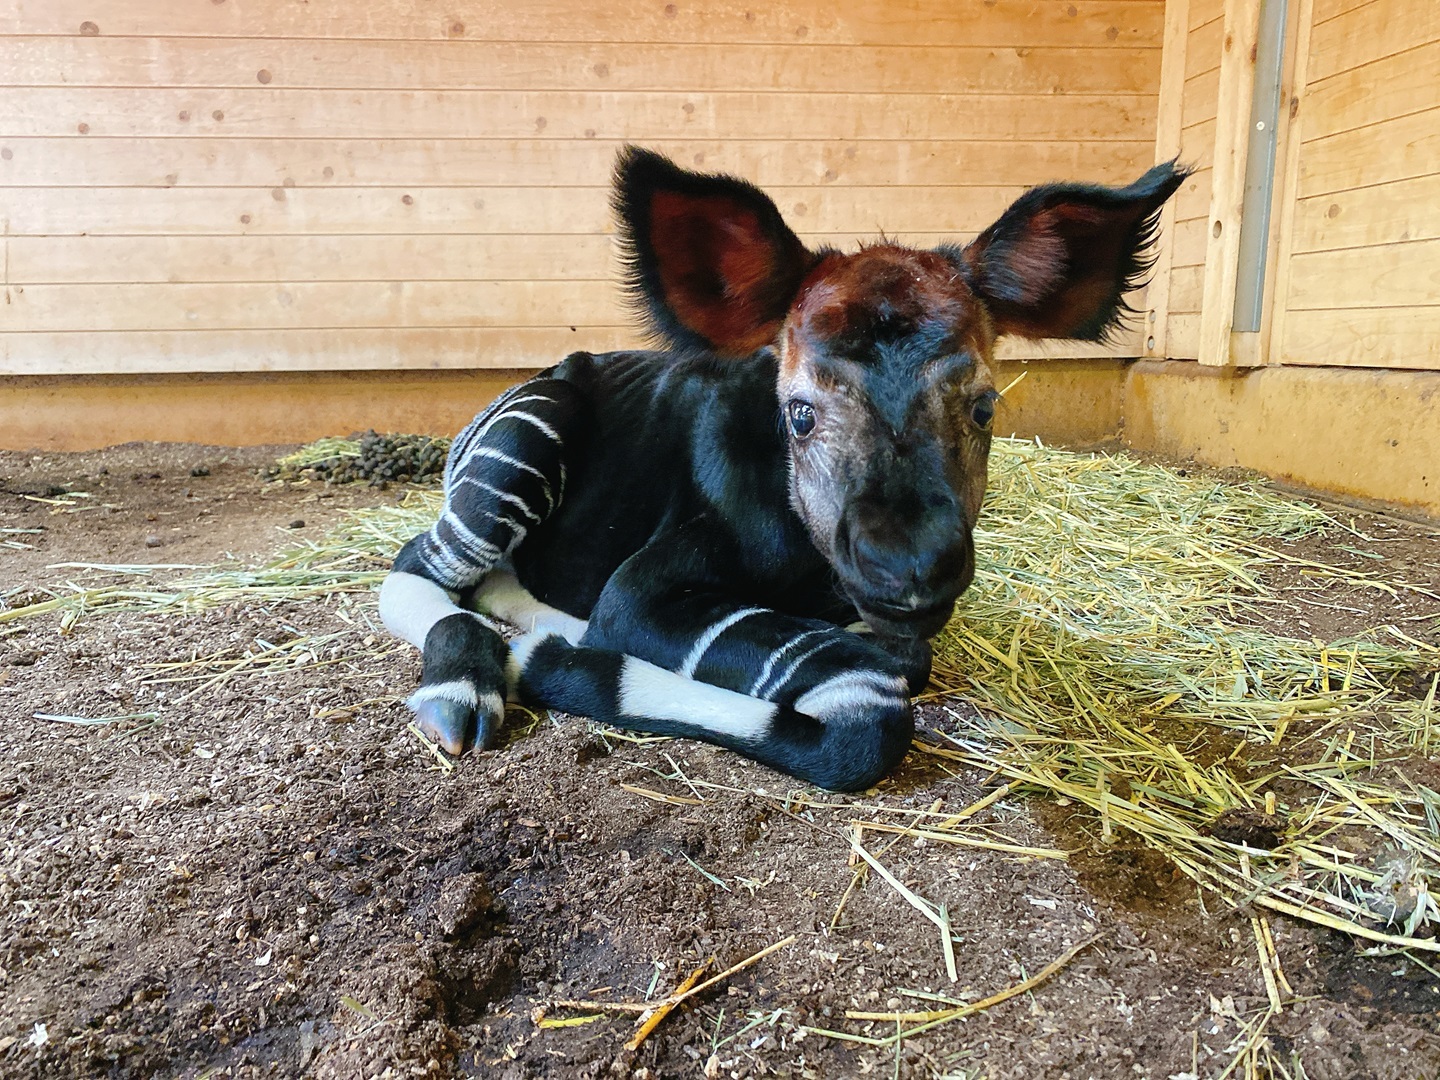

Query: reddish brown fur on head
[[612, 147, 1187, 636]]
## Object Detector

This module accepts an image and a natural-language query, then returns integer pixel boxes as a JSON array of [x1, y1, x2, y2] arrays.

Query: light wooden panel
[[1274, 0, 1440, 371], [1293, 174, 1440, 252], [0, 185, 1042, 236], [0, 1, 1163, 47], [0, 0, 1166, 377], [0, 88, 1157, 141], [1286, 241, 1440, 310], [0, 138, 1156, 188], [1305, 0, 1439, 81], [1160, 0, 1226, 359], [1297, 111, 1440, 198], [1279, 308, 1440, 370], [7, 39, 1159, 95]]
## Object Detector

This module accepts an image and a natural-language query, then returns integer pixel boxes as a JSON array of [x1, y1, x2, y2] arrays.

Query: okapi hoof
[[412, 697, 477, 756]]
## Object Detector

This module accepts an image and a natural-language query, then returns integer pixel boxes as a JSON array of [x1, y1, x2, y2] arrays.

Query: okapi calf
[[379, 148, 1186, 791]]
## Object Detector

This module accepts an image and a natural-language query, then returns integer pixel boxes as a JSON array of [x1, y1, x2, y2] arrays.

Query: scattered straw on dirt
[[4, 436, 1437, 988]]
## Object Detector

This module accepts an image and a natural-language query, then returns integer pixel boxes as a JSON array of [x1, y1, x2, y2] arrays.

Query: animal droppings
[[268, 431, 451, 488]]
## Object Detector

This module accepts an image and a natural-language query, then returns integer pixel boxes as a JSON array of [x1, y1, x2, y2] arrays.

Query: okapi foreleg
[[508, 527, 917, 791], [378, 370, 589, 753]]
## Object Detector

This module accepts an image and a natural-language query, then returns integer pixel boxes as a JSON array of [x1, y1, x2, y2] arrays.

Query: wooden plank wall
[[1163, 0, 1224, 358], [1271, 0, 1440, 370], [0, 1, 1164, 377]]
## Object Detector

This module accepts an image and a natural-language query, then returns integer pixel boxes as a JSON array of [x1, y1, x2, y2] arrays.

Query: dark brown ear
[[612, 146, 817, 357], [945, 161, 1190, 342]]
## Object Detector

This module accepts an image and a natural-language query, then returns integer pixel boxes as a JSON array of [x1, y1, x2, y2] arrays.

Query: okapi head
[[614, 147, 1186, 638]]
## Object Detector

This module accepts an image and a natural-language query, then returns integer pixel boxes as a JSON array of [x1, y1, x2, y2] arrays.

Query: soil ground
[[1, 443, 1438, 1080]]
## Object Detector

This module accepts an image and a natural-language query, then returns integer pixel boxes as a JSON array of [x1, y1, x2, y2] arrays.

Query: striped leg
[[507, 529, 918, 791], [378, 366, 590, 753]]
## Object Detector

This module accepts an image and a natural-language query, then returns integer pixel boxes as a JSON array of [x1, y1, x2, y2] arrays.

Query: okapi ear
[[612, 146, 817, 357], [947, 161, 1190, 342]]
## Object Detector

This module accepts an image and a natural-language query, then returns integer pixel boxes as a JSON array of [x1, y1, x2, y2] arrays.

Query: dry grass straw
[[5, 438, 1436, 958], [927, 439, 1438, 952]]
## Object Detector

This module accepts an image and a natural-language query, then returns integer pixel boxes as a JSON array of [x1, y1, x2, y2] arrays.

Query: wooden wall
[[0, 1, 1163, 378], [1162, 0, 1223, 358], [1152, 0, 1438, 371], [1270, 0, 1440, 370]]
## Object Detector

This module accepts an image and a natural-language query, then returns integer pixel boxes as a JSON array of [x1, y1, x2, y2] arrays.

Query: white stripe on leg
[[474, 571, 589, 644], [617, 656, 776, 744], [379, 571, 467, 649]]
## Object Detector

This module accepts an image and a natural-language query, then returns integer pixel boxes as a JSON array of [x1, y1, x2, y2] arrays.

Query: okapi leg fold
[[507, 631, 913, 792]]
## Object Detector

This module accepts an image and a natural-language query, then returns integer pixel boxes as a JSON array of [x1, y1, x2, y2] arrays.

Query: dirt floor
[[2, 444, 1438, 1080]]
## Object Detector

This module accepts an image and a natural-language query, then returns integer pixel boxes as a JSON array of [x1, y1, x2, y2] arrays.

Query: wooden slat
[[1188, 0, 1226, 32], [0, 185, 1037, 237], [0, 328, 639, 375], [1264, 0, 1315, 368], [0, 1, 1164, 48], [5, 234, 619, 284], [0, 327, 1141, 376], [1169, 264, 1205, 312], [5, 37, 1161, 95], [1292, 173, 1440, 253], [0, 88, 1157, 142], [1179, 118, 1216, 167], [2, 281, 628, 332], [1170, 214, 1209, 267], [1280, 306, 1440, 370], [1311, 0, 1384, 27], [1180, 68, 1220, 129], [1197, 0, 1260, 366], [1184, 16, 1224, 81], [1297, 109, 1440, 198], [1285, 240, 1440, 310], [1166, 312, 1201, 358], [0, 136, 1158, 189], [1306, 0, 1440, 83], [1172, 164, 1213, 225], [1145, 0, 1190, 358], [1303, 42, 1440, 140]]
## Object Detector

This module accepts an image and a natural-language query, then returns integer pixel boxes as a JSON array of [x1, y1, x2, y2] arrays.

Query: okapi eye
[[970, 397, 996, 430], [787, 399, 816, 439]]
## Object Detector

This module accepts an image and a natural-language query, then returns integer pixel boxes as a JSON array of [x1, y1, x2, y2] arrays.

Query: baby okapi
[[379, 147, 1186, 791]]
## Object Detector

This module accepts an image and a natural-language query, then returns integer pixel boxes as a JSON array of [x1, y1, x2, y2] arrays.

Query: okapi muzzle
[[377, 147, 1188, 790]]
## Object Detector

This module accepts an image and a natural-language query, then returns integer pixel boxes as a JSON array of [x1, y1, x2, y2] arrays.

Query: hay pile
[[5, 438, 1436, 953]]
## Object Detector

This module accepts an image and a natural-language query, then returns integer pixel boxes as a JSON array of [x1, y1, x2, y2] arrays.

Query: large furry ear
[[944, 161, 1190, 342], [612, 146, 817, 357]]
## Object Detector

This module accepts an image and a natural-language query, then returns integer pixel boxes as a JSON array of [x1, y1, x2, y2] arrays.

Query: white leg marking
[[379, 572, 464, 649], [748, 630, 826, 697], [759, 638, 839, 701], [678, 607, 768, 679], [408, 679, 479, 710], [474, 571, 589, 644], [794, 671, 908, 721], [618, 656, 776, 744]]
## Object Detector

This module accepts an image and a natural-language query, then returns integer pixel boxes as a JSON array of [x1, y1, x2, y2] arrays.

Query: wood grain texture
[[1296, 109, 1440, 198], [1197, 0, 1259, 366], [0, 137, 1157, 188], [0, 1, 1163, 47], [1305, 0, 1436, 82], [0, 0, 1166, 376], [7, 38, 1160, 95]]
